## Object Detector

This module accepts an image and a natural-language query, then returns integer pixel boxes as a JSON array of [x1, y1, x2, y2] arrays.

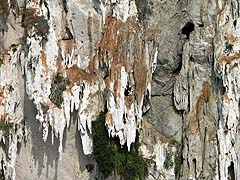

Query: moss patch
[[92, 112, 146, 179], [92, 112, 115, 178], [168, 139, 182, 178], [164, 152, 173, 169], [49, 73, 69, 107], [0, 121, 13, 129], [174, 153, 182, 178]]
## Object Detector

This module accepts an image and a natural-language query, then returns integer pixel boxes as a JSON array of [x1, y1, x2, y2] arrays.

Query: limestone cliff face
[[0, 0, 240, 180]]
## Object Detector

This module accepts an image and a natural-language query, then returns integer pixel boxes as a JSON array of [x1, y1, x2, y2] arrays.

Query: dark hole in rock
[[192, 158, 197, 177], [182, 22, 195, 39], [233, 20, 237, 28], [173, 54, 182, 74], [62, 27, 73, 40], [198, 23, 204, 27], [228, 161, 235, 180], [143, 90, 150, 106], [123, 114, 126, 124], [62, 0, 68, 12], [124, 83, 132, 96], [86, 164, 94, 173]]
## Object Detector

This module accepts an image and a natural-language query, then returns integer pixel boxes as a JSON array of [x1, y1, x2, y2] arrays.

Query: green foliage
[[0, 121, 13, 129], [174, 153, 182, 178], [123, 154, 145, 180], [169, 138, 182, 178], [92, 112, 146, 180], [49, 74, 69, 107], [132, 131, 141, 153], [113, 150, 126, 174], [164, 152, 173, 169], [92, 112, 115, 178]]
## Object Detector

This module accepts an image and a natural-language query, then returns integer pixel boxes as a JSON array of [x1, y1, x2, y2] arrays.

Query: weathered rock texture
[[0, 0, 240, 180]]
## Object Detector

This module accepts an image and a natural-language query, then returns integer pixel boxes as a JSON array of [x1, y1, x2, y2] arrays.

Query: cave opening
[[228, 161, 235, 180], [233, 20, 237, 29], [192, 158, 197, 178], [173, 54, 183, 74], [182, 22, 195, 39], [63, 27, 73, 40], [124, 83, 132, 96]]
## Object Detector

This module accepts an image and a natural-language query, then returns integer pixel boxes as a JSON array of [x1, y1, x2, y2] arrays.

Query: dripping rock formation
[[0, 0, 240, 180]]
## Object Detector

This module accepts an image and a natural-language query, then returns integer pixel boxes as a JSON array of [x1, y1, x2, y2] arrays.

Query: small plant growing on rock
[[164, 152, 173, 169], [49, 73, 69, 108], [92, 112, 115, 178], [170, 139, 182, 178], [92, 112, 146, 180], [0, 121, 13, 129], [174, 153, 182, 178]]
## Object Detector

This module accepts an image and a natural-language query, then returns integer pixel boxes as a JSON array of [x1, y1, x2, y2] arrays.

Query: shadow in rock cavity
[[22, 92, 95, 179], [72, 110, 96, 175], [23, 92, 60, 179]]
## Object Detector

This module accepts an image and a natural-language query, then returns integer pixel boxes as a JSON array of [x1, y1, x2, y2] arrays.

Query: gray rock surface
[[0, 0, 240, 180]]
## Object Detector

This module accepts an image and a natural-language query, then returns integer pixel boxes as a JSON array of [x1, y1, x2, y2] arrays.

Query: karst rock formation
[[0, 0, 240, 180]]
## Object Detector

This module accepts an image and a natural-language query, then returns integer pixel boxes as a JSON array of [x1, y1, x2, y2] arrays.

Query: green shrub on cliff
[[92, 112, 145, 180], [92, 112, 115, 178], [49, 74, 69, 107], [0, 121, 13, 129]]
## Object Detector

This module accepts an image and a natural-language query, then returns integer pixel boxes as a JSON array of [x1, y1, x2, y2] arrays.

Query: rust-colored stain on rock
[[41, 51, 48, 77], [194, 81, 211, 133]]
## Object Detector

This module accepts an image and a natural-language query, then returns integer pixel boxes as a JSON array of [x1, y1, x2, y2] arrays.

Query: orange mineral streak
[[125, 95, 134, 109], [100, 15, 118, 52], [0, 49, 10, 56], [0, 87, 4, 105], [64, 88, 73, 96], [66, 64, 97, 85], [113, 77, 119, 98], [134, 59, 148, 104], [0, 113, 8, 122], [202, 81, 211, 102], [59, 39, 75, 54], [41, 51, 48, 77], [142, 121, 169, 144], [196, 95, 205, 123], [100, 15, 148, 105], [144, 27, 161, 41], [105, 111, 113, 126], [0, 49, 10, 65], [224, 30, 237, 44], [110, 62, 126, 99], [187, 114, 199, 135], [223, 91, 230, 104], [219, 53, 239, 63], [194, 81, 211, 132], [64, 51, 98, 86]]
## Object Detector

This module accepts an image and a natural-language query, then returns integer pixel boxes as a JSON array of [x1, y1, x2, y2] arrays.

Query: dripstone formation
[[0, 0, 239, 180]]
